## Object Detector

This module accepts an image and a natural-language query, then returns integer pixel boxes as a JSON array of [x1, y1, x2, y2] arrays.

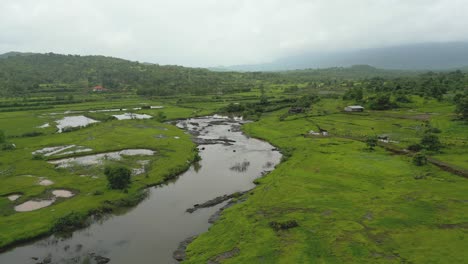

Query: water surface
[[0, 116, 281, 263]]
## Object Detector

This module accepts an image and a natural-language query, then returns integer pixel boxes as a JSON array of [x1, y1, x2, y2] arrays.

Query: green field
[[184, 99, 468, 263], [0, 54, 467, 262]]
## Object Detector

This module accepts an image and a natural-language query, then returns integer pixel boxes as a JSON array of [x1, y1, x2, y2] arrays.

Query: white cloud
[[0, 0, 467, 66]]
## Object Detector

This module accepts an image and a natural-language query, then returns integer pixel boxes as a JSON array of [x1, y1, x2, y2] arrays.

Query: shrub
[[365, 136, 378, 151], [407, 144, 422, 152], [420, 133, 442, 152], [269, 220, 299, 231], [32, 153, 45, 160], [413, 152, 428, 166], [61, 126, 82, 133], [156, 111, 167, 122], [193, 152, 202, 162], [104, 165, 132, 190], [52, 211, 87, 232], [22, 131, 44, 137], [1, 143, 16, 150], [367, 94, 397, 110]]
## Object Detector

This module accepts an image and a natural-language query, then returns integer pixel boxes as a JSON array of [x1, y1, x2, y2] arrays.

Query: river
[[0, 116, 281, 263]]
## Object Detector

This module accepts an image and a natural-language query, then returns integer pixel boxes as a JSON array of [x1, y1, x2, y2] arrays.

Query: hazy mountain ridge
[[214, 42, 468, 72]]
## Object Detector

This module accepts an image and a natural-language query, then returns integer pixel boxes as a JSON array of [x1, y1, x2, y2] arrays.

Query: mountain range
[[212, 42, 468, 72]]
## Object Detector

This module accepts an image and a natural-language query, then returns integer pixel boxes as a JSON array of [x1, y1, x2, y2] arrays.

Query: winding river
[[0, 116, 281, 263]]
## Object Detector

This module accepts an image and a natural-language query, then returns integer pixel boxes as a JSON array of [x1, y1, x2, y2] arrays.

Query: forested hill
[[0, 52, 422, 97], [0, 52, 256, 96]]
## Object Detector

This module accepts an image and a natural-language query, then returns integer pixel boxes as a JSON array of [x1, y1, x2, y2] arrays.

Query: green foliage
[[294, 94, 320, 108], [413, 152, 428, 166], [420, 133, 442, 152], [0, 130, 5, 144], [269, 220, 299, 231], [194, 153, 202, 163], [52, 211, 87, 232], [455, 94, 468, 120], [156, 111, 167, 122], [21, 131, 44, 137], [407, 144, 423, 152], [224, 103, 245, 113], [343, 87, 363, 102], [365, 135, 378, 150], [104, 165, 132, 190], [1, 143, 15, 151], [367, 94, 396, 110]]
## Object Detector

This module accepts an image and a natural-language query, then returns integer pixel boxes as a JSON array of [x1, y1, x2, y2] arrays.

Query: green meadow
[[0, 54, 467, 263], [184, 99, 468, 263]]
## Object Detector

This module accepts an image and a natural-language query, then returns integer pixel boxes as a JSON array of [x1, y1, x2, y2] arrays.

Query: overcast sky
[[1, 0, 467, 67]]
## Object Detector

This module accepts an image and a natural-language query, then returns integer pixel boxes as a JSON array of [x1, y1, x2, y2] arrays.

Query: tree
[[366, 136, 378, 151], [367, 94, 395, 110], [455, 95, 468, 120], [413, 152, 428, 166], [104, 165, 131, 190], [295, 94, 320, 108], [420, 133, 442, 152]]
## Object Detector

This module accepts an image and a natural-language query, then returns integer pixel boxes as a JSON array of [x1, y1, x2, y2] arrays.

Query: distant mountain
[[215, 42, 468, 72], [0, 51, 36, 59], [0, 52, 253, 96]]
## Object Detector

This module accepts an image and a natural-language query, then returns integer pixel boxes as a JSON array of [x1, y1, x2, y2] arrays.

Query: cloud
[[0, 0, 467, 66]]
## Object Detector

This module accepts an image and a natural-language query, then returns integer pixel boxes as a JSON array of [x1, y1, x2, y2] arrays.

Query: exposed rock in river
[[173, 236, 197, 261]]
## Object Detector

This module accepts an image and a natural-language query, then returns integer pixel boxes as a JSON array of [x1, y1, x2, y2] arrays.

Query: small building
[[92, 85, 107, 92], [344, 105, 364, 112]]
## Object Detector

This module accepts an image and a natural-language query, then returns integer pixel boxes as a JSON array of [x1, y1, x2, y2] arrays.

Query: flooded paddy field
[[0, 116, 281, 263]]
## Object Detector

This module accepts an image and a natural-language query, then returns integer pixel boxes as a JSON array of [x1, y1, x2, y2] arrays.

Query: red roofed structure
[[92, 85, 108, 92]]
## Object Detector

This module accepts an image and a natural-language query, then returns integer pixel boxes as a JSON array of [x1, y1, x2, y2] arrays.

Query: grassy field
[[184, 100, 468, 263], [0, 90, 467, 262], [0, 97, 210, 249]]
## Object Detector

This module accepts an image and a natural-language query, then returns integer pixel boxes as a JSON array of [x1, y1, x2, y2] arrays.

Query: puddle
[[49, 149, 156, 168], [132, 106, 164, 110], [55, 116, 99, 133], [38, 179, 54, 186], [112, 113, 152, 120], [1, 116, 281, 263], [132, 160, 150, 175], [14, 200, 55, 212], [8, 194, 22, 201], [33, 145, 93, 157], [52, 190, 74, 198], [37, 123, 50, 129], [89, 109, 126, 113]]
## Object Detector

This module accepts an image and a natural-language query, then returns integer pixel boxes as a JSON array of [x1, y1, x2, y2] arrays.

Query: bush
[[407, 144, 422, 152], [32, 153, 45, 160], [104, 165, 132, 190], [420, 133, 442, 152], [1, 143, 16, 150], [22, 131, 44, 137], [193, 152, 202, 162], [269, 220, 299, 231], [224, 103, 245, 113], [61, 126, 82, 133], [365, 136, 378, 151], [413, 152, 428, 166], [367, 94, 397, 110], [156, 111, 167, 122], [52, 211, 87, 232]]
